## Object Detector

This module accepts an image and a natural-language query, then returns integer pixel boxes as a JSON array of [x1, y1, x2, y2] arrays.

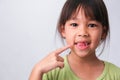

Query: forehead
[[70, 6, 95, 21]]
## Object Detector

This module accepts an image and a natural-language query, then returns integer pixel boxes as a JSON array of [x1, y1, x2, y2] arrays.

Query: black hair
[[56, 0, 110, 55]]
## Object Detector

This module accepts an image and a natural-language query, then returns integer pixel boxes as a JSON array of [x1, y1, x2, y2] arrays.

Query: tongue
[[76, 42, 88, 50]]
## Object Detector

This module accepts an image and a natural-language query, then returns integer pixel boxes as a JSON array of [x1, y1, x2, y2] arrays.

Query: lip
[[74, 41, 90, 50]]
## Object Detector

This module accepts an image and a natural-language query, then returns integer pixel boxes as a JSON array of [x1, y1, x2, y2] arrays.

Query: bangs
[[58, 0, 109, 31], [70, 5, 95, 20]]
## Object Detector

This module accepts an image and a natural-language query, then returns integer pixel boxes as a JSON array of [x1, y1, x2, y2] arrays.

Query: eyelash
[[70, 23, 78, 27], [70, 23, 97, 28], [88, 24, 97, 28]]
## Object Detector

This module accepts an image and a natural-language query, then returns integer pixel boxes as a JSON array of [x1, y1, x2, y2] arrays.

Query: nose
[[76, 26, 89, 37]]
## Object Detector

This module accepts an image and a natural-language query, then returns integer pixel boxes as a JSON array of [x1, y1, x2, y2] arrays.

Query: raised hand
[[37, 45, 71, 73], [29, 45, 71, 80]]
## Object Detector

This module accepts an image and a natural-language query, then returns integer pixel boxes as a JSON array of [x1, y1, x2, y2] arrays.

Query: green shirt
[[43, 56, 120, 80]]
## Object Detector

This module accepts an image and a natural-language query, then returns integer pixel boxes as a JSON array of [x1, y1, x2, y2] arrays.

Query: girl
[[29, 0, 120, 80]]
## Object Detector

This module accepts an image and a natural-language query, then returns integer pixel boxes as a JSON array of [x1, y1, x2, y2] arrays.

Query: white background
[[0, 0, 120, 80]]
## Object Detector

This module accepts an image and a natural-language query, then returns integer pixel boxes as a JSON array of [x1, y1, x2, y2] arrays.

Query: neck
[[68, 52, 101, 66], [67, 52, 104, 80]]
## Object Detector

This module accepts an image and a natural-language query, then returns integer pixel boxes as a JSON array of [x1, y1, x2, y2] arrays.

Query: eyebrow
[[70, 17, 96, 21]]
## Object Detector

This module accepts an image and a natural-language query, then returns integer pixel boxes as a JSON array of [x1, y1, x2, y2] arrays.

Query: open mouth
[[74, 41, 90, 50]]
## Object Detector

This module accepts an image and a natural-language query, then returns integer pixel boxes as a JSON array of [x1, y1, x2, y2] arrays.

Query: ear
[[101, 26, 107, 40], [60, 26, 66, 38]]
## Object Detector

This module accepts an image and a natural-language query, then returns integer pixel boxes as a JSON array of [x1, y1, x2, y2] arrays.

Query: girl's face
[[61, 9, 104, 58]]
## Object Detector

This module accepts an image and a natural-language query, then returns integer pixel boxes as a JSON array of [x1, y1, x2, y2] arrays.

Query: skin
[[61, 8, 105, 80], [29, 8, 106, 80], [62, 8, 103, 59], [29, 45, 72, 80]]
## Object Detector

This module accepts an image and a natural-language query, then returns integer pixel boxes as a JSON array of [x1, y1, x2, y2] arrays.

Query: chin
[[76, 52, 89, 57], [73, 49, 92, 58]]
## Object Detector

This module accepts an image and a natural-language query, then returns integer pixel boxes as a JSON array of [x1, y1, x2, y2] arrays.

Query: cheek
[[65, 34, 74, 45], [91, 31, 102, 47], [64, 30, 75, 45]]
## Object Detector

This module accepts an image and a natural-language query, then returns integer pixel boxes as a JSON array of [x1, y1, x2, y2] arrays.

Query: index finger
[[54, 45, 71, 55]]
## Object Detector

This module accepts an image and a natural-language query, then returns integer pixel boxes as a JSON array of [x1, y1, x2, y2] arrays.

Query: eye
[[88, 24, 97, 28], [70, 23, 78, 27]]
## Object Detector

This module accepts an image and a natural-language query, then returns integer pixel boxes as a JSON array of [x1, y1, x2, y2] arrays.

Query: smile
[[74, 41, 90, 50]]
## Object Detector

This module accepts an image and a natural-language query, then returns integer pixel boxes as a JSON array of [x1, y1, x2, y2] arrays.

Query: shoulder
[[103, 61, 120, 79], [105, 61, 120, 72], [98, 61, 120, 80]]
